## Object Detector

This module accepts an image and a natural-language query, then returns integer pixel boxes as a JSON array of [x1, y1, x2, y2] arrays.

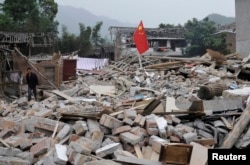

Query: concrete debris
[[1, 50, 250, 164]]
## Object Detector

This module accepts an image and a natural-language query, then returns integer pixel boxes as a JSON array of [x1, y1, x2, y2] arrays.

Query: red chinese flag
[[133, 20, 149, 55]]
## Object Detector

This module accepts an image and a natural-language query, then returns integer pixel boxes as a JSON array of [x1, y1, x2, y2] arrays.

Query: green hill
[[206, 13, 235, 25]]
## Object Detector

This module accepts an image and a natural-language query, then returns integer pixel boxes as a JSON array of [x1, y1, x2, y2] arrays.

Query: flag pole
[[137, 54, 143, 69]]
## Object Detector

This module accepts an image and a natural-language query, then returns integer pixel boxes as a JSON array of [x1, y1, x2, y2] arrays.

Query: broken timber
[[144, 61, 184, 70], [220, 103, 250, 149], [52, 90, 75, 102], [142, 94, 164, 116], [159, 143, 193, 165]]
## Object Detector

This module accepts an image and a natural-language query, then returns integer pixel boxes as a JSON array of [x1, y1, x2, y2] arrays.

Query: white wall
[[236, 0, 250, 57]]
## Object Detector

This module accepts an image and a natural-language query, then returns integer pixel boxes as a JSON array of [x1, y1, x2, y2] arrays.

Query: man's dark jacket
[[26, 72, 38, 88]]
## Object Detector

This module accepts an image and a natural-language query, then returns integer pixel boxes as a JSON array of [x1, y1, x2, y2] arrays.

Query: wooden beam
[[52, 90, 75, 102], [134, 144, 143, 159]]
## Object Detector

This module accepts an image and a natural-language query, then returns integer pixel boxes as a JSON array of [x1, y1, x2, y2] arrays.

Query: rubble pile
[[1, 50, 250, 165]]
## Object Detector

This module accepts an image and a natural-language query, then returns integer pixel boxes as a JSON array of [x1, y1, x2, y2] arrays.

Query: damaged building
[[109, 26, 188, 60], [109, 23, 237, 61], [0, 32, 61, 97]]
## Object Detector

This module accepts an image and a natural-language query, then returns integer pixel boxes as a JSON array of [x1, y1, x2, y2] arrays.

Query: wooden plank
[[109, 111, 124, 117], [159, 144, 193, 165], [220, 116, 233, 129], [0, 138, 10, 147], [189, 142, 208, 165], [134, 99, 155, 110], [142, 94, 164, 116], [152, 103, 164, 114], [150, 150, 160, 161], [134, 144, 143, 159], [145, 61, 184, 69], [142, 146, 153, 160], [52, 90, 75, 102], [192, 138, 216, 146], [220, 103, 250, 149]]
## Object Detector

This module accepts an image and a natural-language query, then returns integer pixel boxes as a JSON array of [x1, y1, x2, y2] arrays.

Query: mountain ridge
[[207, 13, 235, 25], [56, 5, 136, 37], [56, 5, 236, 37]]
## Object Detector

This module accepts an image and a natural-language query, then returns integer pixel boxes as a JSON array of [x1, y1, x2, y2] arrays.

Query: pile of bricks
[[0, 105, 211, 165], [0, 52, 250, 164]]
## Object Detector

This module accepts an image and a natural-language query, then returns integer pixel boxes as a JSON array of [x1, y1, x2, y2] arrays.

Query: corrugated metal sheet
[[63, 59, 77, 81], [77, 57, 109, 70]]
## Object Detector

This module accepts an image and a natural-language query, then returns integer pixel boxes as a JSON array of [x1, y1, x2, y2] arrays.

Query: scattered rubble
[[1, 49, 250, 164]]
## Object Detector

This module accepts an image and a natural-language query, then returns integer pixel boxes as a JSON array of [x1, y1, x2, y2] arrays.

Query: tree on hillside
[[78, 23, 92, 56], [158, 23, 183, 28], [184, 17, 229, 56], [57, 25, 78, 53], [91, 21, 105, 46], [0, 0, 58, 32], [58, 21, 105, 57]]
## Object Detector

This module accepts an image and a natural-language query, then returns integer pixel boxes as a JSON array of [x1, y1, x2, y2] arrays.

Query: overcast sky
[[55, 0, 235, 28]]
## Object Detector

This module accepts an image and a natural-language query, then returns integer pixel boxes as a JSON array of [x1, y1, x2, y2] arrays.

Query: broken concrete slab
[[54, 144, 68, 164]]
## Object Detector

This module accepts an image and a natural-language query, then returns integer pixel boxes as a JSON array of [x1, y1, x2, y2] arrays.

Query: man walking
[[26, 67, 38, 101]]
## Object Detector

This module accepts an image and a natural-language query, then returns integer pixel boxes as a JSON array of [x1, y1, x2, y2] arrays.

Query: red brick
[[146, 118, 157, 128], [99, 114, 123, 129], [133, 114, 142, 126], [4, 136, 23, 147], [119, 132, 143, 145], [146, 127, 159, 136], [169, 135, 181, 142], [69, 134, 80, 142], [30, 138, 51, 157], [112, 125, 131, 135]]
